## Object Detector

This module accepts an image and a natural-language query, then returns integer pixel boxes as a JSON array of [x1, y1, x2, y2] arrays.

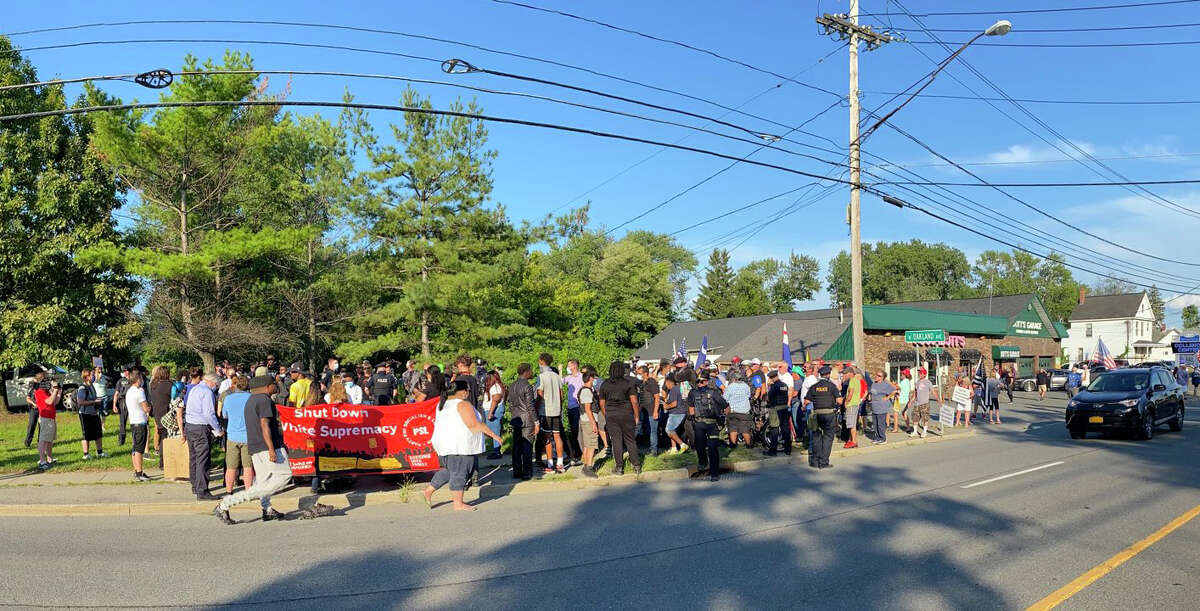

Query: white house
[[1062, 289, 1158, 363]]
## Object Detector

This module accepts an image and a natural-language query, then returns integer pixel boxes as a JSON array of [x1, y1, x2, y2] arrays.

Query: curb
[[0, 429, 976, 517]]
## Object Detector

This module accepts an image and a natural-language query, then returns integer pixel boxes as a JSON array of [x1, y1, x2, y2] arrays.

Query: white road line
[[960, 461, 1065, 489]]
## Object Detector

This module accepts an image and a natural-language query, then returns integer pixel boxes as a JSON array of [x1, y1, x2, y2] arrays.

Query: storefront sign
[[992, 346, 1021, 360], [278, 398, 441, 476], [905, 329, 946, 343], [1174, 335, 1200, 354], [1011, 320, 1044, 336]]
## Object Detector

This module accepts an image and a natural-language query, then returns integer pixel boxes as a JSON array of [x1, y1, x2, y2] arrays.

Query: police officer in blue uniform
[[687, 370, 729, 482], [803, 365, 843, 469]]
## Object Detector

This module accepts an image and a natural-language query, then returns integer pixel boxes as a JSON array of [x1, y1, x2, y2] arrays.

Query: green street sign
[[928, 347, 944, 355], [905, 329, 946, 343]]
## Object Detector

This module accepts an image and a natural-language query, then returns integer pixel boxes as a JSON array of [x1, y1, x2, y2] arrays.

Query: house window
[[1086, 323, 1093, 338], [1076, 348, 1084, 362]]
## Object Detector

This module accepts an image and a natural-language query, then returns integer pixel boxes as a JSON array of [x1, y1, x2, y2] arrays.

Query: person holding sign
[[423, 379, 503, 511], [952, 378, 972, 428]]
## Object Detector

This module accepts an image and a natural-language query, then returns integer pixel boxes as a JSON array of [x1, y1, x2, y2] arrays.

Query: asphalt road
[[1, 392, 1196, 610]]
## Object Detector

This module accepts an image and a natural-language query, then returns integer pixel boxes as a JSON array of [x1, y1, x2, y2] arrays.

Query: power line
[[0, 99, 865, 187], [882, 177, 1200, 188], [859, 0, 1200, 17], [602, 99, 842, 235], [883, 194, 1197, 293], [893, 2, 1200, 221], [888, 22, 1200, 34], [869, 151, 1200, 169], [4, 37, 444, 64], [0, 68, 854, 172], [907, 38, 1200, 48], [550, 43, 846, 213], [490, 0, 844, 98], [863, 90, 1200, 106], [0, 18, 835, 141]]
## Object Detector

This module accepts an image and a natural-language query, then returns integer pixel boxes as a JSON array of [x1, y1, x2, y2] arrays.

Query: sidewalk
[[0, 425, 975, 517]]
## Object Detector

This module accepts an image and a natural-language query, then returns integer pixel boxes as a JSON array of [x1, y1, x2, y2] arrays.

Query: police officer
[[687, 370, 729, 482], [366, 363, 397, 406], [804, 365, 843, 469]]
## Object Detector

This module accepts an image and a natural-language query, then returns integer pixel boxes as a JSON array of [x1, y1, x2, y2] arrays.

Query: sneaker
[[570, 459, 582, 467], [554, 466, 565, 474], [37, 462, 50, 471], [97, 452, 110, 458], [843, 441, 857, 449], [213, 505, 235, 525], [909, 430, 918, 438], [544, 467, 556, 475], [262, 507, 286, 522], [709, 475, 719, 482], [581, 466, 598, 478], [876, 440, 887, 445], [679, 443, 689, 453], [81, 454, 92, 461], [633, 466, 642, 476]]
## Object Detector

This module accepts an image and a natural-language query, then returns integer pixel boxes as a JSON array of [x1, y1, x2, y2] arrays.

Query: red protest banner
[[278, 398, 441, 476]]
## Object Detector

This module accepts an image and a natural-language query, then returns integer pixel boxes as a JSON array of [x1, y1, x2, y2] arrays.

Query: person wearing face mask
[[342, 372, 364, 405], [320, 357, 340, 393]]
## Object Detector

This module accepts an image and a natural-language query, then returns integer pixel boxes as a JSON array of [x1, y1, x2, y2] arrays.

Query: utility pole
[[817, 2, 896, 366]]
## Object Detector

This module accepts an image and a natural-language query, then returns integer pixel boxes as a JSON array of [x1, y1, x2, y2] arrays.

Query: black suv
[[1065, 367, 1185, 440]]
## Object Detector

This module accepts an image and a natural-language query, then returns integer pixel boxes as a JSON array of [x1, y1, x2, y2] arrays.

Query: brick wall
[[862, 332, 1061, 374]]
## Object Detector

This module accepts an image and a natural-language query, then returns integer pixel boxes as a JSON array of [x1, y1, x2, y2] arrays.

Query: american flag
[[677, 337, 687, 360], [1094, 338, 1118, 370], [973, 356, 989, 404]]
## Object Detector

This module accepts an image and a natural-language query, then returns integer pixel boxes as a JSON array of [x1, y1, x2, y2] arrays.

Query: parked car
[[1016, 369, 1069, 392], [2, 364, 85, 412], [1065, 366, 1185, 440]]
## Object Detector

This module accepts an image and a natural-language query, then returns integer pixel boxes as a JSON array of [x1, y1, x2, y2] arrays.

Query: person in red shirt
[[35, 380, 62, 470]]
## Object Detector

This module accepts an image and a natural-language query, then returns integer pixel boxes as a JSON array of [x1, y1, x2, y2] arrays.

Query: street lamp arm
[[857, 20, 1008, 145]]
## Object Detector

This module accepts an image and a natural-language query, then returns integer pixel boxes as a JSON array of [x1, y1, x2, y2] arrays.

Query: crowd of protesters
[[23, 348, 1199, 519]]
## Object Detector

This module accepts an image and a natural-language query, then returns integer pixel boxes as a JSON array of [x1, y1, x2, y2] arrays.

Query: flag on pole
[[1094, 338, 1117, 370], [677, 337, 687, 360], [973, 355, 989, 406], [695, 335, 709, 369], [782, 323, 793, 368]]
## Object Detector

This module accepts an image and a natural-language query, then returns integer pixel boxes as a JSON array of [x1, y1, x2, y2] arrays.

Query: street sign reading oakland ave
[[905, 329, 946, 343]]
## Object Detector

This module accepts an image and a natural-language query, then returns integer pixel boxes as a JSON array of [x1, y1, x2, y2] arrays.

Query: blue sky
[[5, 1, 1200, 325]]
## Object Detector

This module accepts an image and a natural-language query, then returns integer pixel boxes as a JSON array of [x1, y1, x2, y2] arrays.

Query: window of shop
[[887, 349, 917, 382], [1086, 323, 1093, 337]]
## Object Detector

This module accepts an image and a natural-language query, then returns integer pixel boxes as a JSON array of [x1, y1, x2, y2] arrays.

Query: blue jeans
[[641, 408, 658, 454], [873, 413, 888, 442], [485, 403, 505, 452]]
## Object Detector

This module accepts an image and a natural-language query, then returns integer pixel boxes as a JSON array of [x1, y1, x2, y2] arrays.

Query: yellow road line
[[1028, 502, 1200, 610]]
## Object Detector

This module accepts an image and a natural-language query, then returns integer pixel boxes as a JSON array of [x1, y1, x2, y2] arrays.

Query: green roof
[[824, 326, 854, 361], [865, 305, 1011, 336], [1053, 322, 1069, 338]]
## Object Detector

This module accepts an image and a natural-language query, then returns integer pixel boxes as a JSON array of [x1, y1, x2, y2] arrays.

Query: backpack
[[693, 388, 719, 419]]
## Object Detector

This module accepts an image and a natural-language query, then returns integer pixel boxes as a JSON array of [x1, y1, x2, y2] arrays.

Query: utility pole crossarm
[[816, 13, 901, 51]]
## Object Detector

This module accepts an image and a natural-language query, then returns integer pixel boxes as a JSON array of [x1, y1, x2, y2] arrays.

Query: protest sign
[[278, 398, 441, 476]]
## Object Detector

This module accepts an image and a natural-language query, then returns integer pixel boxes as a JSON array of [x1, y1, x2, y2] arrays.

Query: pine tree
[[692, 249, 737, 319], [1148, 285, 1166, 326]]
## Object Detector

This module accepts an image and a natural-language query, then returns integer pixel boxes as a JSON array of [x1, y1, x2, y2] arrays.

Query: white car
[[3, 364, 86, 411]]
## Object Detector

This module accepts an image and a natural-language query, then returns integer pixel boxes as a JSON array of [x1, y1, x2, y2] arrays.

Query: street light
[[845, 17, 1011, 368], [860, 20, 1012, 143]]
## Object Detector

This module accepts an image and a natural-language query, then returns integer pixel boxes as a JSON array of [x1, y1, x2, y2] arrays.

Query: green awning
[[993, 346, 1021, 360]]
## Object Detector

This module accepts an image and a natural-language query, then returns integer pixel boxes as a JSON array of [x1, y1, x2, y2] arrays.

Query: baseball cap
[[731, 356, 742, 364], [767, 370, 778, 379], [918, 367, 928, 375], [698, 370, 711, 381], [749, 358, 762, 365], [673, 356, 687, 365], [248, 375, 276, 390], [818, 365, 832, 375]]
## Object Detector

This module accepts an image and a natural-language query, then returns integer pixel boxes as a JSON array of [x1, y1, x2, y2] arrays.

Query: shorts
[[226, 441, 252, 471], [37, 417, 57, 443], [665, 413, 686, 433], [844, 403, 860, 427], [727, 412, 754, 435], [540, 415, 562, 433], [1037, 385, 1048, 392], [79, 413, 102, 441], [956, 402, 970, 412], [578, 411, 605, 450], [131, 424, 148, 454]]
